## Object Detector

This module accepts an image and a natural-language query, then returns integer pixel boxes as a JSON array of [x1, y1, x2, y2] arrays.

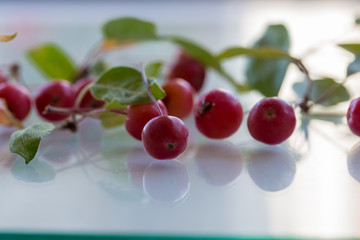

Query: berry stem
[[45, 105, 127, 117], [138, 62, 164, 116]]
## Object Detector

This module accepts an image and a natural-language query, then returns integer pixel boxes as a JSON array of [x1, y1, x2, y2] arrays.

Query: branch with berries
[[1, 17, 360, 165]]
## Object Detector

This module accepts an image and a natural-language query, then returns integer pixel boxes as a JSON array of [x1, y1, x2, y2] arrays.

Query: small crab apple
[[35, 80, 75, 121], [125, 101, 167, 141], [73, 78, 105, 109], [142, 115, 189, 160], [166, 51, 206, 92], [162, 78, 195, 119], [194, 89, 243, 139], [0, 83, 32, 121], [247, 97, 296, 145], [0, 71, 7, 84], [347, 97, 360, 136]]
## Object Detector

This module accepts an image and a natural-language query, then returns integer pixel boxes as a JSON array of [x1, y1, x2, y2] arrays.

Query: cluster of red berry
[[2, 48, 360, 162], [126, 51, 298, 160]]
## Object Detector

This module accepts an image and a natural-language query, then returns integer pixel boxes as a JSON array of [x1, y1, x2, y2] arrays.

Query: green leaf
[[166, 36, 220, 70], [166, 35, 248, 91], [217, 46, 297, 61], [102, 17, 158, 42], [9, 122, 55, 164], [338, 43, 360, 54], [91, 66, 166, 105], [26, 43, 77, 81], [347, 55, 360, 76], [99, 101, 127, 128], [356, 17, 360, 25], [145, 61, 163, 79], [293, 78, 350, 106], [245, 24, 291, 97]]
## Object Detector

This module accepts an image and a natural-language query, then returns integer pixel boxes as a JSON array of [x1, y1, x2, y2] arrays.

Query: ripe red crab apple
[[142, 115, 189, 160], [166, 51, 206, 92], [35, 80, 75, 121], [73, 78, 105, 109], [162, 78, 195, 119], [194, 89, 243, 139], [247, 97, 296, 145], [347, 97, 360, 137], [0, 83, 32, 121]]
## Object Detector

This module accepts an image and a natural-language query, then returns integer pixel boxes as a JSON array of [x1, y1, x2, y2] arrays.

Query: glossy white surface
[[1, 0, 360, 238]]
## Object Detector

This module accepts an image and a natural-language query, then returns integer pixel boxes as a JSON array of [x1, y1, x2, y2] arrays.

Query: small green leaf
[[102, 17, 158, 42], [356, 17, 360, 25], [27, 43, 77, 81], [217, 46, 297, 61], [99, 101, 127, 128], [91, 66, 166, 105], [293, 78, 350, 106], [145, 61, 163, 79], [338, 43, 360, 54], [246, 24, 291, 97], [347, 55, 360, 76], [9, 123, 55, 164]]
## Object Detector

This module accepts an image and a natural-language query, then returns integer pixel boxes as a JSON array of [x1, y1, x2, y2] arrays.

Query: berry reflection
[[247, 146, 296, 192], [195, 141, 244, 186]]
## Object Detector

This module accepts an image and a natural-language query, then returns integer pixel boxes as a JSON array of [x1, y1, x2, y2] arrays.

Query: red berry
[[142, 115, 189, 160], [247, 97, 296, 145], [194, 89, 243, 139], [125, 101, 167, 141], [162, 78, 195, 119], [166, 51, 206, 92], [35, 80, 75, 121], [347, 97, 360, 136], [0, 71, 7, 84], [0, 83, 32, 121], [73, 78, 105, 109]]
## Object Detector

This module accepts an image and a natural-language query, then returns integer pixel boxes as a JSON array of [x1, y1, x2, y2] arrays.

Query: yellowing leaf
[[0, 32, 17, 42], [0, 99, 23, 128], [101, 40, 135, 51]]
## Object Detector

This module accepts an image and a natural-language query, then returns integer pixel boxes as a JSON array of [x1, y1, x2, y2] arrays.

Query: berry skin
[[166, 51, 206, 92], [194, 89, 243, 139], [35, 80, 75, 121], [162, 78, 195, 119], [142, 115, 189, 160], [347, 97, 360, 136], [0, 83, 32, 121], [0, 71, 7, 84], [247, 97, 296, 145], [125, 101, 167, 141], [73, 78, 105, 109]]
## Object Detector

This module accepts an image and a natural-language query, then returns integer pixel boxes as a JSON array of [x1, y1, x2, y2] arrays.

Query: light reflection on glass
[[194, 141, 243, 187], [247, 145, 296, 192]]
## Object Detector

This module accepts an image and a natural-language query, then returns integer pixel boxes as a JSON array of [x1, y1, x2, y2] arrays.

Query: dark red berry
[[194, 89, 243, 139], [35, 80, 75, 121], [0, 83, 32, 121], [142, 115, 189, 160], [247, 97, 296, 145], [347, 97, 360, 136], [73, 78, 105, 109], [166, 51, 206, 92]]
